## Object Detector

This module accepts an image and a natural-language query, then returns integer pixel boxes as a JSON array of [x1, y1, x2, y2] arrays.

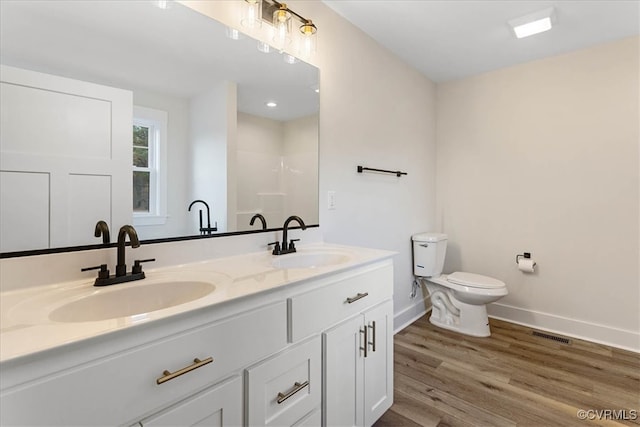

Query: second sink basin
[[271, 251, 352, 269], [49, 281, 216, 323]]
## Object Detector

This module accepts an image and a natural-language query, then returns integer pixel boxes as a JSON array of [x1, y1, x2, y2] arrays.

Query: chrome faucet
[[270, 216, 306, 255], [82, 224, 154, 286], [250, 213, 267, 230]]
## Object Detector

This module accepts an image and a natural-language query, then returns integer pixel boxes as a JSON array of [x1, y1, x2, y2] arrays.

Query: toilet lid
[[447, 272, 505, 289]]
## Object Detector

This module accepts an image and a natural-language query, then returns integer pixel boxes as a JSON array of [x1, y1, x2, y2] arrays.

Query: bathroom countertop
[[0, 243, 395, 363]]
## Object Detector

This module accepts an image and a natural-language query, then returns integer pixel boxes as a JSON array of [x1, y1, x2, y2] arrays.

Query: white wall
[[436, 36, 639, 351]]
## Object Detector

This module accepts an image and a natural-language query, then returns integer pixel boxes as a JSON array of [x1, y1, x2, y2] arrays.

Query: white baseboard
[[393, 297, 431, 334], [488, 303, 640, 353]]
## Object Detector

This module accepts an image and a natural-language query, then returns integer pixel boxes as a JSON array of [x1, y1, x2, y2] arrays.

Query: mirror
[[0, 0, 319, 255]]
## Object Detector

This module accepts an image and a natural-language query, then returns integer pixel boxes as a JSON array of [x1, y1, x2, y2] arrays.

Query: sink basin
[[271, 252, 352, 269], [49, 281, 215, 322]]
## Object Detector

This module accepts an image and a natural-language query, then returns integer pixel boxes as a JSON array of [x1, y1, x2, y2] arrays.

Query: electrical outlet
[[327, 191, 336, 210]]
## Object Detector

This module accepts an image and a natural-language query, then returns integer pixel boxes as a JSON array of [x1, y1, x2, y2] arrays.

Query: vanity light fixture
[[257, 0, 318, 56], [508, 7, 556, 39]]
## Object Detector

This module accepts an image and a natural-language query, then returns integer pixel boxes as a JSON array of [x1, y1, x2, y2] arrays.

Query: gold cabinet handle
[[368, 320, 376, 352], [346, 292, 368, 304], [156, 357, 213, 385], [277, 381, 309, 404], [360, 326, 368, 358]]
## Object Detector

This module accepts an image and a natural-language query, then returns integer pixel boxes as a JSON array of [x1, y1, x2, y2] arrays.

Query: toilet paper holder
[[515, 252, 532, 264]]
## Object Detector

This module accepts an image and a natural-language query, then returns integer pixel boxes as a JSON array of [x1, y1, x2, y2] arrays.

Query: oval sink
[[49, 281, 215, 323], [271, 252, 352, 269]]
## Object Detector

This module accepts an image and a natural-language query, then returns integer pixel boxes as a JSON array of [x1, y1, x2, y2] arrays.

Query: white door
[[322, 315, 365, 427], [0, 64, 132, 251], [363, 300, 394, 426]]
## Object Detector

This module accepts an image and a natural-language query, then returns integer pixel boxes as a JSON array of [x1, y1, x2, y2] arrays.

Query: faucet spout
[[94, 220, 110, 244], [250, 213, 267, 230], [116, 225, 140, 277]]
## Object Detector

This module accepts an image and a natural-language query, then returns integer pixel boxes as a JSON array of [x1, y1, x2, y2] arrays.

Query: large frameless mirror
[[0, 0, 319, 255]]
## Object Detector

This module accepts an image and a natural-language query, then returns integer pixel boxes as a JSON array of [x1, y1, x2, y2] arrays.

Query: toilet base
[[428, 299, 492, 337]]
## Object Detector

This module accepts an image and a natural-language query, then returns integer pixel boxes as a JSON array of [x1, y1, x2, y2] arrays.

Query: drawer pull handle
[[368, 320, 376, 352], [277, 380, 309, 404], [346, 292, 368, 304], [156, 357, 213, 385]]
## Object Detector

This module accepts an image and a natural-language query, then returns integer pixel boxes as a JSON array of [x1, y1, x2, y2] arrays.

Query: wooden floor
[[374, 317, 640, 427]]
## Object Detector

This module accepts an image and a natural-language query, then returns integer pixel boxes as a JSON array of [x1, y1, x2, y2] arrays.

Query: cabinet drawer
[[140, 376, 242, 426], [246, 336, 321, 427], [288, 262, 393, 342], [1, 302, 286, 426]]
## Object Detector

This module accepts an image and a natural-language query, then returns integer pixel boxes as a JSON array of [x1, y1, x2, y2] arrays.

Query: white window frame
[[133, 105, 168, 226]]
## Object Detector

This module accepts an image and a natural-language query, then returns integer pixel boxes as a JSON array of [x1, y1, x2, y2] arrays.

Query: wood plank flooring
[[374, 317, 640, 427]]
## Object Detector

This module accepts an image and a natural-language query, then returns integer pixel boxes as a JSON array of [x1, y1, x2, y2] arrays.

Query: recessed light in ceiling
[[508, 7, 556, 39], [266, 101, 277, 108]]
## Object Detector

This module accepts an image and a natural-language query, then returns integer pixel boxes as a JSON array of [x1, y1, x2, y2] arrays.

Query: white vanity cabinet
[[0, 254, 394, 427]]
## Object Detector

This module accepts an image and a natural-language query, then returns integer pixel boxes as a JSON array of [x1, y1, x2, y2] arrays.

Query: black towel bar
[[357, 165, 407, 177]]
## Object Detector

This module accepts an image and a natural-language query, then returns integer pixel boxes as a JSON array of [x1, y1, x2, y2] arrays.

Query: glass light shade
[[241, 0, 262, 29], [298, 20, 317, 57], [272, 4, 292, 49]]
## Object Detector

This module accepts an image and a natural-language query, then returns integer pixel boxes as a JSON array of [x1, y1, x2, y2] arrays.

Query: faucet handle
[[81, 264, 110, 279], [289, 239, 300, 251], [133, 258, 156, 274], [268, 241, 281, 255]]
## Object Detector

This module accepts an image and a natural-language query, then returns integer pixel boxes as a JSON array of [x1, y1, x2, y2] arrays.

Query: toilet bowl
[[412, 233, 508, 337]]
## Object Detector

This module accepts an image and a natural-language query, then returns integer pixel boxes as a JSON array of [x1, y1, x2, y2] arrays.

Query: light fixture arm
[[270, 0, 308, 24]]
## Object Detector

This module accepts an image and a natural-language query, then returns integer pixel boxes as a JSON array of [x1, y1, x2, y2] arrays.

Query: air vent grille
[[532, 331, 571, 344]]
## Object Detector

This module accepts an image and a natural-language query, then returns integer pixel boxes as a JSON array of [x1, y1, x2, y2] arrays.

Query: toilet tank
[[412, 232, 447, 277]]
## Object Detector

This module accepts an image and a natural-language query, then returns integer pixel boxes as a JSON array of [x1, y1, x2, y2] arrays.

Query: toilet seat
[[447, 272, 505, 289]]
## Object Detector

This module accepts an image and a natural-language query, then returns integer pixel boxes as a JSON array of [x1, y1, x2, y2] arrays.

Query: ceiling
[[323, 0, 640, 82]]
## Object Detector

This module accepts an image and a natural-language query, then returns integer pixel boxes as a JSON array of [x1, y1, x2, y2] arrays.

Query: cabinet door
[[363, 300, 394, 426], [322, 315, 365, 427], [140, 376, 242, 427]]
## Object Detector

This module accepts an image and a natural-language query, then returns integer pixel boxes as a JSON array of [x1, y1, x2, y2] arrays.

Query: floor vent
[[532, 331, 571, 345]]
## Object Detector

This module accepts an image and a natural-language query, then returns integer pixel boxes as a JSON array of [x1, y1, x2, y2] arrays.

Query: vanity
[[0, 243, 394, 426]]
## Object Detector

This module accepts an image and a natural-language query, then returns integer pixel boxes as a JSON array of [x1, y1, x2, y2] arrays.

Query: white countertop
[[0, 243, 394, 363]]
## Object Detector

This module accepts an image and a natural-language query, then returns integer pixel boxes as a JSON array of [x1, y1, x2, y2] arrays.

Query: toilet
[[412, 232, 508, 337]]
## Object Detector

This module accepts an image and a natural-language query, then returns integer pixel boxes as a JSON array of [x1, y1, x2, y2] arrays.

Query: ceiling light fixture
[[266, 101, 277, 108], [508, 7, 556, 39]]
